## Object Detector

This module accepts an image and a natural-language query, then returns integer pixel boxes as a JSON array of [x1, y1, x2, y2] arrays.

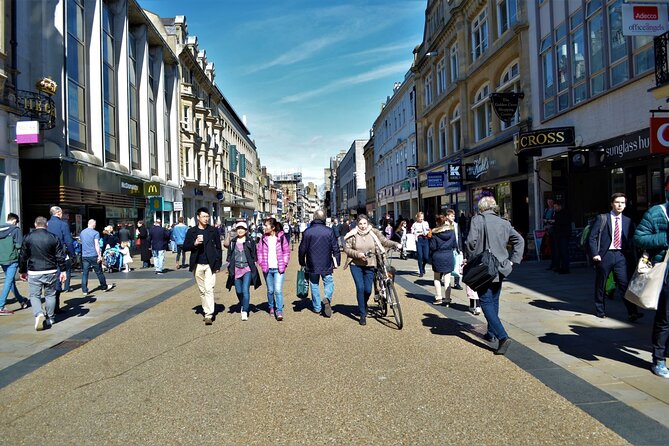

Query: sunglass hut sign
[[600, 129, 650, 163]]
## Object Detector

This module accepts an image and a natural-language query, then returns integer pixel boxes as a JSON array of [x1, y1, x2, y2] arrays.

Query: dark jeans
[[175, 244, 187, 267], [594, 251, 637, 316], [652, 281, 669, 361], [234, 272, 251, 313], [56, 258, 72, 292], [350, 264, 374, 318], [553, 235, 570, 271], [416, 237, 429, 275], [478, 280, 506, 341], [81, 256, 107, 293]]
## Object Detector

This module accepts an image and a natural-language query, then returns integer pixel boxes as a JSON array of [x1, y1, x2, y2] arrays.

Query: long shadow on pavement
[[59, 295, 96, 320], [421, 313, 493, 352]]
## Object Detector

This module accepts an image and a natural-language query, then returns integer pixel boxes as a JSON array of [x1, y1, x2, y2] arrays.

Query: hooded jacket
[[429, 225, 457, 274], [0, 223, 22, 265]]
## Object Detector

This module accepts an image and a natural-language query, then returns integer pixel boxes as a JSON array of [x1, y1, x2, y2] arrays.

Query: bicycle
[[371, 248, 404, 329]]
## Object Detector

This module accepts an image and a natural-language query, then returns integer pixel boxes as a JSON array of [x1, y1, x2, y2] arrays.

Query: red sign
[[634, 6, 658, 21], [650, 117, 669, 154]]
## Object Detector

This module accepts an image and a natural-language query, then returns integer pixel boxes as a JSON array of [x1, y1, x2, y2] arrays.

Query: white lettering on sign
[[120, 181, 139, 192]]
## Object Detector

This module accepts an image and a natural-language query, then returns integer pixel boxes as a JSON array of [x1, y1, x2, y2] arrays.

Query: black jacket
[[183, 225, 223, 273], [225, 236, 261, 291], [19, 228, 66, 274], [298, 220, 340, 275]]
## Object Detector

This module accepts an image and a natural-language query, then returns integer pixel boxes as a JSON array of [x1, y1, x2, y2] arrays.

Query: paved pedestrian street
[[0, 252, 637, 445]]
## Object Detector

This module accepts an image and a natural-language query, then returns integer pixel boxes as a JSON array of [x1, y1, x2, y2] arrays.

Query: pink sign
[[16, 121, 39, 144]]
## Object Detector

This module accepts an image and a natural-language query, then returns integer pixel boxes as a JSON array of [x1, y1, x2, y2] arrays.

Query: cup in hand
[[197, 234, 204, 243]]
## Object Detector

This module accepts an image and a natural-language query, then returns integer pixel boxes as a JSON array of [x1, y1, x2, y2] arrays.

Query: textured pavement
[[0, 253, 628, 445]]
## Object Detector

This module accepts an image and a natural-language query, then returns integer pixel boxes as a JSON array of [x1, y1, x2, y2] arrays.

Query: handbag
[[452, 250, 463, 278], [296, 266, 309, 298], [135, 238, 141, 247], [462, 215, 500, 291]]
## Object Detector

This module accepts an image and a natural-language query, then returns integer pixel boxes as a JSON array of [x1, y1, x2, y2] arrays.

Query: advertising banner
[[622, 3, 669, 36]]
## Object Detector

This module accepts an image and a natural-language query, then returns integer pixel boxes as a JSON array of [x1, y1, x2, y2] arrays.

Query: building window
[[102, 3, 117, 162], [541, 35, 555, 118], [608, 0, 628, 87], [426, 127, 434, 165], [634, 35, 654, 75], [129, 33, 140, 170], [450, 44, 458, 82], [148, 56, 158, 177], [450, 105, 461, 152], [424, 73, 433, 107], [471, 8, 488, 61], [497, 0, 518, 36], [571, 11, 587, 105], [499, 60, 520, 129], [439, 116, 447, 158], [472, 84, 491, 142], [588, 2, 605, 96], [437, 57, 447, 95], [556, 24, 569, 112], [66, 0, 86, 151], [164, 71, 172, 181]]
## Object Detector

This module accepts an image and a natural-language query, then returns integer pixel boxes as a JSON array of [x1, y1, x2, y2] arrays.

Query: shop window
[[472, 84, 492, 142]]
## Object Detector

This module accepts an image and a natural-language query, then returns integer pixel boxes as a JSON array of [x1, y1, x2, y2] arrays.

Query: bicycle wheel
[[377, 287, 388, 317], [387, 280, 403, 329]]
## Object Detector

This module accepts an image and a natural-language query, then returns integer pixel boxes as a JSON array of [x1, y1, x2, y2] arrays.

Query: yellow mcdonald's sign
[[75, 166, 84, 184], [143, 182, 160, 195]]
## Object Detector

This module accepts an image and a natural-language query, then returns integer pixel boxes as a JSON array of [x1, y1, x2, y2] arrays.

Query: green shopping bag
[[296, 267, 309, 298], [605, 272, 616, 296]]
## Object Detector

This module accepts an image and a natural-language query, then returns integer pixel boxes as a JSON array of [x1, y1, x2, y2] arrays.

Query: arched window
[[426, 127, 434, 164], [439, 116, 448, 158], [499, 60, 520, 129], [450, 105, 461, 152], [472, 83, 492, 142]]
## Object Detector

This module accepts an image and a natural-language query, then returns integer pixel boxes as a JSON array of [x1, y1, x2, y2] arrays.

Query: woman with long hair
[[257, 217, 291, 321], [411, 211, 430, 277], [225, 221, 261, 321], [428, 214, 457, 305]]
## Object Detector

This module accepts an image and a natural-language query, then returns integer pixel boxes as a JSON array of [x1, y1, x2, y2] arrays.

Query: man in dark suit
[[588, 193, 643, 321]]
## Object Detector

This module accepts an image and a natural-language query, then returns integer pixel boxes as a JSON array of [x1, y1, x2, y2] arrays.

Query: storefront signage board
[[622, 3, 669, 36], [427, 172, 444, 188], [16, 121, 39, 144], [490, 92, 522, 123], [447, 163, 463, 182], [598, 128, 651, 162], [650, 118, 669, 154], [516, 127, 575, 155]]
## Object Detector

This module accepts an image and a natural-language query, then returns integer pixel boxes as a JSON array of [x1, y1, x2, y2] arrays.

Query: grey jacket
[[465, 210, 524, 279]]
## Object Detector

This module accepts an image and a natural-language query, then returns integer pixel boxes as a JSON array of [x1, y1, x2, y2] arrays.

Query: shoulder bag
[[624, 205, 669, 310], [462, 215, 500, 291]]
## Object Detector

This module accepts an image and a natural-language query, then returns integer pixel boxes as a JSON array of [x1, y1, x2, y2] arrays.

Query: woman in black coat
[[429, 214, 457, 306], [225, 222, 261, 321], [137, 221, 152, 268]]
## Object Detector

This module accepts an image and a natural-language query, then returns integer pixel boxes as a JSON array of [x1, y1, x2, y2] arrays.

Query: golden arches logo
[[75, 166, 84, 184]]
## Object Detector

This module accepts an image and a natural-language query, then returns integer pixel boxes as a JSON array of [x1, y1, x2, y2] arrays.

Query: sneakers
[[433, 298, 443, 305], [269, 308, 275, 317], [443, 298, 452, 308], [204, 316, 213, 325], [82, 291, 90, 297], [241, 311, 248, 321], [35, 314, 46, 331], [452, 284, 463, 290], [0, 308, 14, 316], [276, 311, 283, 321], [104, 284, 116, 292], [48, 318, 55, 327], [651, 360, 669, 378], [494, 338, 512, 355], [470, 306, 482, 315], [20, 300, 30, 309], [322, 299, 332, 318]]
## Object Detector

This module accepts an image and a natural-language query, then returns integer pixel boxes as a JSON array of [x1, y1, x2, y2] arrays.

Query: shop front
[[20, 159, 146, 236]]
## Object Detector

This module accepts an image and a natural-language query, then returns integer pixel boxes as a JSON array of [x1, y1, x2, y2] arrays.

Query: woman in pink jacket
[[257, 217, 291, 321]]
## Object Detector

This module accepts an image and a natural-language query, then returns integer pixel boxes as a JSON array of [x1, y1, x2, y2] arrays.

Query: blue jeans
[[350, 264, 374, 318], [55, 259, 72, 292], [81, 256, 107, 293], [234, 272, 251, 312], [416, 237, 429, 275], [28, 272, 58, 318], [0, 262, 23, 307], [309, 273, 334, 313], [478, 281, 507, 341], [264, 268, 285, 312], [152, 250, 165, 272]]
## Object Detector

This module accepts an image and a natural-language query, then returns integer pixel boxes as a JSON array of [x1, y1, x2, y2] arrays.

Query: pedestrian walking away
[[47, 206, 75, 311], [447, 210, 465, 291], [429, 213, 458, 307], [633, 176, 669, 378], [344, 214, 401, 326], [465, 196, 524, 355], [183, 207, 223, 325], [150, 219, 170, 274], [171, 217, 189, 270], [411, 211, 430, 277], [136, 220, 152, 268], [18, 216, 67, 331], [225, 221, 261, 321], [79, 219, 115, 297], [588, 193, 642, 321], [0, 213, 29, 314], [258, 217, 291, 321], [298, 209, 340, 318]]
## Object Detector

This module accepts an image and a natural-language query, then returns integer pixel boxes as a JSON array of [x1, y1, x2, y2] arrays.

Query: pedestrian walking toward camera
[[79, 219, 115, 297], [136, 221, 151, 268], [344, 214, 401, 325], [633, 176, 669, 378], [0, 213, 29, 314], [47, 206, 74, 310], [411, 211, 430, 277], [225, 221, 261, 321], [18, 216, 67, 331], [171, 217, 188, 270], [299, 209, 340, 318], [258, 217, 290, 321], [183, 207, 223, 325], [150, 219, 170, 274], [429, 214, 458, 307], [465, 196, 524, 355], [588, 193, 642, 321]]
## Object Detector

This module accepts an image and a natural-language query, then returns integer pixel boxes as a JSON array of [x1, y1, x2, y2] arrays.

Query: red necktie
[[614, 217, 621, 249]]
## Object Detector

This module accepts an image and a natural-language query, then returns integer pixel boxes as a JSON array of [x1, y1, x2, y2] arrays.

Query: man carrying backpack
[[0, 213, 29, 314], [587, 193, 643, 321]]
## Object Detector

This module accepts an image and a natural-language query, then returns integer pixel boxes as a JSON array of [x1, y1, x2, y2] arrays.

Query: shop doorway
[[625, 166, 649, 223], [511, 180, 529, 237]]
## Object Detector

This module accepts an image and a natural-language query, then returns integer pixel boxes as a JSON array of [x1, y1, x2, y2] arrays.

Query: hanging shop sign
[[15, 120, 39, 144], [10, 80, 57, 129], [148, 196, 164, 212], [651, 117, 669, 154], [516, 127, 575, 155], [622, 3, 669, 36], [447, 163, 462, 182], [427, 172, 444, 188], [490, 92, 523, 123], [407, 165, 417, 178]]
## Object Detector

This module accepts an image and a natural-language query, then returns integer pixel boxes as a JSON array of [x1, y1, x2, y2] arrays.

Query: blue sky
[[141, 0, 426, 186]]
